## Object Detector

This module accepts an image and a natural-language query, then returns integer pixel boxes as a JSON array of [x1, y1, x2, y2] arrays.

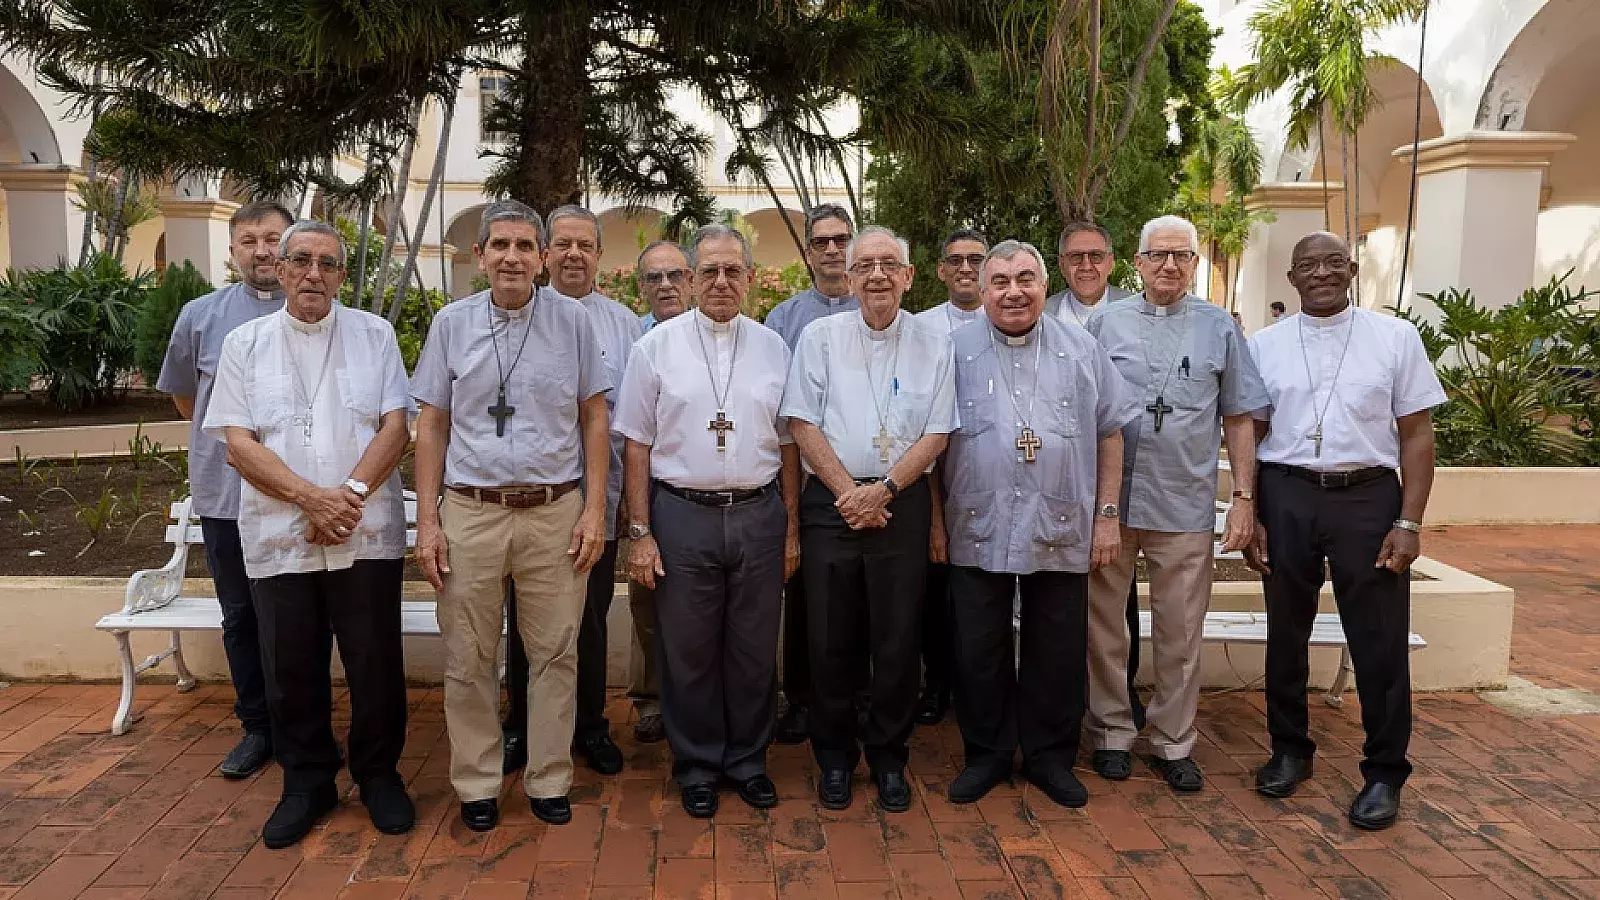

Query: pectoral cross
[[872, 426, 895, 464], [708, 409, 735, 451], [1146, 395, 1173, 433], [291, 412, 313, 445], [488, 388, 516, 438], [1309, 424, 1323, 458], [1016, 426, 1042, 463]]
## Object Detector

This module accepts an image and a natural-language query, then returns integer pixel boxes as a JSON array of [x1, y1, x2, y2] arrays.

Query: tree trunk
[[1084, 0, 1180, 214], [372, 99, 423, 308], [512, 0, 591, 211], [78, 66, 104, 266], [1351, 122, 1362, 307], [352, 145, 378, 306], [1339, 126, 1353, 243], [391, 98, 455, 323], [104, 175, 131, 261], [1317, 112, 1331, 232]]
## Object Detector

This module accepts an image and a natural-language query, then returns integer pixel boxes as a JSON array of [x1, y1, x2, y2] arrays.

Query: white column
[[1395, 131, 1574, 318], [411, 243, 456, 294], [0, 165, 86, 271], [158, 198, 239, 286], [1235, 182, 1344, 333]]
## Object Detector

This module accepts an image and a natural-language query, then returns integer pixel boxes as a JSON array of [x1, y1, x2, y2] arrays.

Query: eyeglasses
[[284, 253, 345, 273], [809, 234, 849, 251], [942, 253, 986, 270], [642, 268, 688, 286], [848, 259, 905, 277], [1138, 249, 1197, 265], [1292, 256, 1352, 276], [1064, 250, 1110, 267], [697, 264, 747, 283]]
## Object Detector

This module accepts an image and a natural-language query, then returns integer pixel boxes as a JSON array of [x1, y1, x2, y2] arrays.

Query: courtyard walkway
[[0, 525, 1597, 899]]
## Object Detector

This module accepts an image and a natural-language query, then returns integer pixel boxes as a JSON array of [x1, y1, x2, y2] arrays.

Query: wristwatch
[[1097, 503, 1120, 519], [1393, 518, 1423, 533], [628, 521, 652, 540], [882, 476, 901, 499], [342, 478, 369, 499], [1232, 489, 1255, 501]]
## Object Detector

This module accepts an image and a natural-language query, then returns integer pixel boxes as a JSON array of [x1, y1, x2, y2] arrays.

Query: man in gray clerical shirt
[[412, 199, 611, 832], [941, 240, 1139, 808], [1084, 215, 1269, 794], [1045, 221, 1133, 327], [155, 200, 293, 778]]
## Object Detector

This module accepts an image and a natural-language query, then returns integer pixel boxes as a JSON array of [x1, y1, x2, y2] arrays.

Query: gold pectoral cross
[[708, 409, 735, 451], [872, 426, 895, 464], [1016, 426, 1041, 463]]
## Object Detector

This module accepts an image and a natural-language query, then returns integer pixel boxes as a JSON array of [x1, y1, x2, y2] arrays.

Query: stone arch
[[444, 203, 487, 296], [743, 208, 806, 268], [596, 206, 666, 272], [1477, 0, 1600, 131], [0, 58, 61, 165]]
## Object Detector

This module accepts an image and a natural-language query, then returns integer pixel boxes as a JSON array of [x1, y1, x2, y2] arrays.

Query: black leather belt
[[1262, 462, 1392, 489], [656, 480, 772, 508], [449, 481, 580, 508]]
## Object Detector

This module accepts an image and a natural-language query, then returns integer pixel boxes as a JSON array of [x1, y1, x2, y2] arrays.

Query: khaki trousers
[[1086, 527, 1213, 759], [438, 489, 585, 800]]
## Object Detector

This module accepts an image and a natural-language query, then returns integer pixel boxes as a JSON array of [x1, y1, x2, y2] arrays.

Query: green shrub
[[0, 254, 154, 411], [134, 261, 213, 386], [0, 301, 43, 392], [595, 260, 810, 324]]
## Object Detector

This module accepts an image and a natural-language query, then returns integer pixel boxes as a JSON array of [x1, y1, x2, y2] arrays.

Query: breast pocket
[[529, 347, 579, 409], [338, 370, 383, 428], [891, 389, 932, 440], [251, 374, 296, 429], [955, 366, 995, 435], [1346, 378, 1393, 422], [1043, 395, 1080, 440], [1172, 353, 1222, 410]]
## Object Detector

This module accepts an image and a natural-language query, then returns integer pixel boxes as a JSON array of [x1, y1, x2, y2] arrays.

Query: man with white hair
[[780, 225, 957, 813], [1084, 215, 1269, 793]]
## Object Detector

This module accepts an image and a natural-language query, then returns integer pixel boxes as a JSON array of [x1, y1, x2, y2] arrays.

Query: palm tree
[[1174, 68, 1271, 310]]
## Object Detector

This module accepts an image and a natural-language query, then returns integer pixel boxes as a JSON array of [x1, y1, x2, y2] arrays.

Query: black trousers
[[653, 486, 786, 786], [504, 540, 619, 739], [781, 569, 810, 711], [1260, 466, 1413, 787], [922, 562, 954, 696], [251, 559, 407, 794], [949, 567, 1088, 774], [801, 478, 930, 775], [200, 517, 271, 735]]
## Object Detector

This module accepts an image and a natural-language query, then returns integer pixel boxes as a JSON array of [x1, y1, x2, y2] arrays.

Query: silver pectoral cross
[[872, 426, 895, 464], [1309, 424, 1323, 458], [291, 411, 313, 445]]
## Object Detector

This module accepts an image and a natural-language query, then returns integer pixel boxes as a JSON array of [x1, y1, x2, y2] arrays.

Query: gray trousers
[[652, 484, 786, 787]]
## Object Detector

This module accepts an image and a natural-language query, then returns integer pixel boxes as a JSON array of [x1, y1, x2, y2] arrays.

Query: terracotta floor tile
[[824, 820, 891, 882], [654, 857, 715, 900], [11, 852, 115, 899], [889, 851, 960, 899], [955, 879, 1021, 900], [932, 820, 1008, 881], [145, 850, 244, 900], [594, 824, 658, 886], [834, 882, 900, 900]]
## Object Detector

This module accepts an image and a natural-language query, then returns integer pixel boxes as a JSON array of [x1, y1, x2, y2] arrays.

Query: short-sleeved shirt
[[410, 289, 610, 489], [614, 309, 793, 491], [779, 309, 958, 478], [915, 301, 986, 338], [1088, 294, 1269, 533], [201, 306, 411, 579], [567, 289, 643, 539], [155, 283, 284, 519], [1045, 285, 1133, 329], [1249, 306, 1446, 471], [944, 316, 1139, 574], [763, 287, 859, 350]]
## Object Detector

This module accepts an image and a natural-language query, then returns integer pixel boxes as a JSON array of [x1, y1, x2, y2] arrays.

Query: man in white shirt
[[1245, 231, 1447, 831], [204, 221, 414, 849], [781, 226, 958, 813], [616, 225, 800, 818]]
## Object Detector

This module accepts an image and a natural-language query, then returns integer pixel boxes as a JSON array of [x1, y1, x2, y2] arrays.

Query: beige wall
[[1427, 467, 1600, 525]]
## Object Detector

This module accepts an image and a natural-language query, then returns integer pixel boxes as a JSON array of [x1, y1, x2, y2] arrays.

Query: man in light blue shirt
[[637, 240, 688, 333]]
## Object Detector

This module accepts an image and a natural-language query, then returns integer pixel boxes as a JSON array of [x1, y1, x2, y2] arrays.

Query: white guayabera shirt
[[203, 305, 412, 579]]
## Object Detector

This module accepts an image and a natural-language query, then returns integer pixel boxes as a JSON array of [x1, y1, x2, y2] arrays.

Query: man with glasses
[[616, 225, 800, 818], [1246, 232, 1444, 831], [1046, 222, 1132, 328], [780, 226, 957, 813], [764, 203, 859, 743], [205, 221, 414, 848], [911, 228, 990, 726], [638, 240, 689, 333], [157, 201, 293, 780], [413, 200, 611, 831], [1084, 215, 1268, 794]]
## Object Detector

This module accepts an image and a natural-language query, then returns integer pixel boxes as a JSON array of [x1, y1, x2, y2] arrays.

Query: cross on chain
[[1146, 395, 1173, 433], [708, 410, 735, 450], [488, 389, 516, 438], [872, 426, 895, 464], [291, 413, 314, 446], [1015, 426, 1042, 463]]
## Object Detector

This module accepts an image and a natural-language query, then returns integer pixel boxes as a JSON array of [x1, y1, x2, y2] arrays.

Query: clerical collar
[[862, 310, 900, 341], [489, 293, 534, 319], [817, 287, 851, 306], [1141, 295, 1187, 317], [694, 307, 736, 334], [1303, 304, 1355, 328], [283, 304, 335, 334], [992, 323, 1035, 346], [245, 285, 281, 302], [948, 301, 982, 318]]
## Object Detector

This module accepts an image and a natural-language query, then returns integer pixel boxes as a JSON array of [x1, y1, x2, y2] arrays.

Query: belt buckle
[[1318, 471, 1344, 489], [714, 490, 735, 507]]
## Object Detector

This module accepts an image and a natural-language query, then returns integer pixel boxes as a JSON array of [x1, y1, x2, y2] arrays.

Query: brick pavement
[[0, 524, 1597, 898]]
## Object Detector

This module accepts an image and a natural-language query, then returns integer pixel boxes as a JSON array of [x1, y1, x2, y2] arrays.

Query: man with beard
[[157, 200, 294, 779]]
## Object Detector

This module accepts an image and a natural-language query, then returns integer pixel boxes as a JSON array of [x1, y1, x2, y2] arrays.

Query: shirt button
[[1014, 490, 1022, 497]]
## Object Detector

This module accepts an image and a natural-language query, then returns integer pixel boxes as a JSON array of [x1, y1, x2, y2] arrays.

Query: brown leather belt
[[449, 481, 580, 508]]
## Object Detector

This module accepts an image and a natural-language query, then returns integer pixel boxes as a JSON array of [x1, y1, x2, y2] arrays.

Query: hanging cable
[[1395, 1, 1431, 311]]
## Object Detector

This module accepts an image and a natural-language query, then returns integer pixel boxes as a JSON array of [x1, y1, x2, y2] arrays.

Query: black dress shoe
[[914, 686, 949, 725], [634, 713, 665, 744], [1092, 750, 1132, 781], [1149, 756, 1204, 793], [1022, 763, 1088, 809], [530, 795, 573, 825], [502, 729, 527, 775], [774, 705, 808, 745], [736, 775, 779, 809], [461, 798, 499, 832], [1255, 753, 1313, 799], [874, 770, 912, 813], [576, 733, 624, 775], [818, 768, 853, 810], [1349, 782, 1401, 831], [681, 783, 719, 818], [359, 775, 415, 834], [262, 783, 339, 849], [220, 731, 272, 779], [948, 765, 1008, 804]]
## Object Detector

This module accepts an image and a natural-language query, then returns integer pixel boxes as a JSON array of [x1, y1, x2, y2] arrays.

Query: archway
[[1521, 17, 1600, 290], [444, 204, 486, 297], [596, 206, 665, 272], [743, 208, 806, 268]]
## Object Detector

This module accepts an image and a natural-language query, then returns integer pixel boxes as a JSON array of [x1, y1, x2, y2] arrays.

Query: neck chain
[[694, 314, 741, 452], [858, 314, 902, 464], [283, 309, 338, 446], [988, 325, 1045, 462], [1297, 307, 1356, 458], [487, 292, 539, 438]]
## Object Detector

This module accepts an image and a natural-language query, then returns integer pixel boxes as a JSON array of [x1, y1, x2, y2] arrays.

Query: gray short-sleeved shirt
[[566, 289, 642, 540], [763, 287, 859, 350], [410, 289, 610, 488], [155, 283, 284, 520], [943, 316, 1139, 574], [1087, 294, 1269, 533]]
